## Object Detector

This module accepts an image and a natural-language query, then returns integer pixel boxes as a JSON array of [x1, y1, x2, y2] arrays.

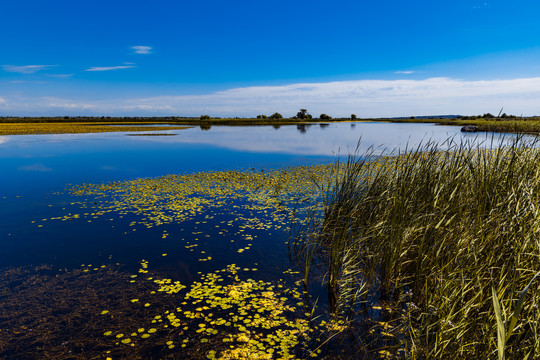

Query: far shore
[[2, 115, 540, 135]]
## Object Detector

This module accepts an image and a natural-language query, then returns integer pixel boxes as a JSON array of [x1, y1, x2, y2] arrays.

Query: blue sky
[[1, 0, 540, 117]]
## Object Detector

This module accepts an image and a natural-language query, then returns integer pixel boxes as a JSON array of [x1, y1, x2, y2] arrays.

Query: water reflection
[[0, 122, 530, 197], [296, 124, 308, 133], [126, 122, 523, 156]]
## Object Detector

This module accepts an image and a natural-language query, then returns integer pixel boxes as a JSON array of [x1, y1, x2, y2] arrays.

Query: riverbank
[[0, 122, 190, 135], [380, 116, 540, 135]]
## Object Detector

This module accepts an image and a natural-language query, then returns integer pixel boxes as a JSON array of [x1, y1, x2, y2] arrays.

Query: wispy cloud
[[473, 2, 489, 9], [3, 77, 540, 117], [85, 65, 136, 72], [131, 46, 152, 54], [47, 74, 74, 78], [395, 71, 415, 74], [43, 98, 97, 109], [2, 65, 54, 74], [10, 80, 47, 84]]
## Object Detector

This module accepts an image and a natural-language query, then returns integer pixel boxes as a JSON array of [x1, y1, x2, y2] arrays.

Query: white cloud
[[10, 80, 47, 84], [395, 71, 415, 74], [114, 77, 540, 117], [2, 65, 53, 74], [46, 102, 97, 110], [85, 65, 135, 72], [3, 76, 540, 117], [473, 2, 489, 8], [47, 74, 74, 78], [131, 46, 152, 54]]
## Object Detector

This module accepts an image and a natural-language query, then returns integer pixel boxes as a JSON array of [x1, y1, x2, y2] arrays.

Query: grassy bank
[[0, 117, 357, 135], [384, 117, 540, 135], [293, 137, 540, 358], [0, 123, 190, 135]]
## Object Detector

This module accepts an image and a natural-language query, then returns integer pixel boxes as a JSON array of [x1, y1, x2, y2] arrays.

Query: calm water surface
[[0, 122, 516, 269], [0, 122, 525, 358], [0, 122, 497, 195]]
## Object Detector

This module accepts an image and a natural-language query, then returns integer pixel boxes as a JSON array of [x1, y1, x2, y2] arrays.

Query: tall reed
[[292, 136, 540, 358]]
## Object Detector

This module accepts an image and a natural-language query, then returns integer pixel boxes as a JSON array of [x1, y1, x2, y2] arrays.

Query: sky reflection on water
[[0, 122, 515, 197]]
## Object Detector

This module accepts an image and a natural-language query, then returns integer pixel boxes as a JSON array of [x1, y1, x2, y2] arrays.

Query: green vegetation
[[292, 137, 540, 358], [319, 114, 331, 120], [268, 113, 283, 120], [295, 109, 312, 120], [384, 115, 540, 135], [443, 117, 540, 135]]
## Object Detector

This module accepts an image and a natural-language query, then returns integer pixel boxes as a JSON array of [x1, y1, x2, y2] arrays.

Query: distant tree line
[[459, 113, 519, 120], [254, 110, 358, 121], [0, 110, 362, 124]]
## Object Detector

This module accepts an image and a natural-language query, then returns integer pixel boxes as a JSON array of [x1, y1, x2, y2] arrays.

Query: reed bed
[[292, 136, 540, 359]]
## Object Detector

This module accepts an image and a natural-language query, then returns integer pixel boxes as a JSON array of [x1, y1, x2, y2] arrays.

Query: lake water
[[0, 122, 502, 195], [0, 122, 520, 358]]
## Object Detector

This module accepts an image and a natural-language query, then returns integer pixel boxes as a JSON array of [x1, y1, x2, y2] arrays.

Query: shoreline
[[2, 116, 540, 136]]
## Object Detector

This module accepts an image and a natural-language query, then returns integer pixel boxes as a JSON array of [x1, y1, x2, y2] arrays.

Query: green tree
[[297, 109, 310, 119], [200, 115, 211, 120], [319, 114, 332, 120], [351, 114, 357, 120], [269, 112, 283, 119]]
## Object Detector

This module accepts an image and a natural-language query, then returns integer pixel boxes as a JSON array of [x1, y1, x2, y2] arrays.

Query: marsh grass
[[384, 117, 540, 135], [292, 136, 540, 358]]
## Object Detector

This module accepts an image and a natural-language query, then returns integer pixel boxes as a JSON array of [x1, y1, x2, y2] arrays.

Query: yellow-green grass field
[[0, 122, 190, 135]]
